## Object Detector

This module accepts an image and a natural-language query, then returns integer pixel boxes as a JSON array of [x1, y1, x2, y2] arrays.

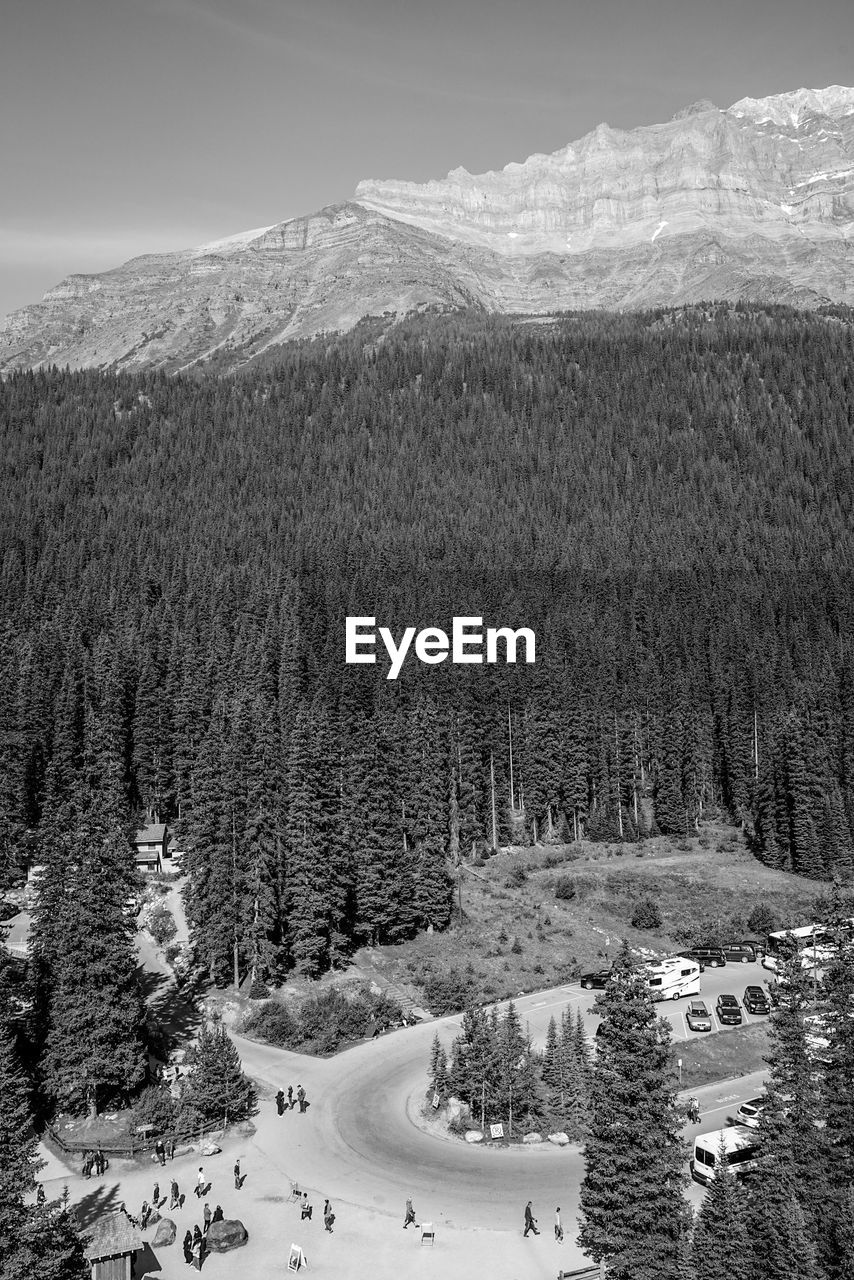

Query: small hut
[[85, 1207, 143, 1280]]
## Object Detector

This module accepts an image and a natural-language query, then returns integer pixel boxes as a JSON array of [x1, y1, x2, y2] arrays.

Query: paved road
[[233, 961, 774, 1230]]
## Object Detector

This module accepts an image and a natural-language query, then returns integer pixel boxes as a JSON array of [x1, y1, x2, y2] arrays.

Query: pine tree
[[759, 948, 830, 1243], [0, 1019, 89, 1280], [180, 1019, 255, 1126], [38, 782, 147, 1115], [688, 1133, 752, 1280], [428, 1031, 448, 1096], [746, 1129, 818, 1280], [577, 941, 690, 1279]]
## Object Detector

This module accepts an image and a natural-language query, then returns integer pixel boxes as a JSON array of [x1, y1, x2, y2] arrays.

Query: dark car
[[722, 942, 757, 964], [743, 984, 771, 1015], [580, 969, 611, 990], [684, 946, 727, 968], [716, 993, 743, 1025]]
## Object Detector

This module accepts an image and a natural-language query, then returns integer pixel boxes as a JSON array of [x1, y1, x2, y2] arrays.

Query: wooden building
[[85, 1207, 143, 1280], [133, 823, 168, 874]]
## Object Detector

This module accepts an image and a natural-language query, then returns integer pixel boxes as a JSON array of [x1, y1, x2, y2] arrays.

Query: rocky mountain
[[3, 85, 854, 372]]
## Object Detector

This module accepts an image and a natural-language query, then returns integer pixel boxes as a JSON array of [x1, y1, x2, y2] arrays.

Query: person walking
[[233, 1159, 241, 1189], [140, 1201, 151, 1230], [82, 1151, 92, 1179], [202, 1203, 212, 1236], [36, 1183, 46, 1206], [287, 1085, 294, 1110], [297, 1085, 307, 1113], [153, 1181, 160, 1208], [195, 1167, 205, 1198], [193, 1225, 202, 1248], [192, 1235, 203, 1271], [275, 1089, 285, 1115], [554, 1207, 564, 1242], [95, 1145, 104, 1176], [182, 1230, 193, 1265], [524, 1201, 539, 1237], [323, 1199, 335, 1233], [155, 1139, 166, 1167], [170, 1179, 180, 1210], [403, 1198, 417, 1229]]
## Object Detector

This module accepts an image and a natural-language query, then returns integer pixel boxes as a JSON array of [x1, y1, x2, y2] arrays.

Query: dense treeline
[[2, 304, 854, 983]]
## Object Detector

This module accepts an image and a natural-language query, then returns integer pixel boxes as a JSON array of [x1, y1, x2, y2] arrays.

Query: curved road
[[233, 963, 771, 1229]]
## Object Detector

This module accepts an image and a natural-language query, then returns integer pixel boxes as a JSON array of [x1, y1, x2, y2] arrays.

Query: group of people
[[523, 1201, 566, 1243], [181, 1211, 223, 1271], [275, 1084, 308, 1114], [81, 1148, 107, 1178], [296, 1188, 335, 1232]]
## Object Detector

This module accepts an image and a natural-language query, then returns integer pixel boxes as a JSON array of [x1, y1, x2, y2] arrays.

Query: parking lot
[[575, 958, 774, 1043]]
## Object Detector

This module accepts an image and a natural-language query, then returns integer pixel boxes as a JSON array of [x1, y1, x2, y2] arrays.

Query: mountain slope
[[3, 85, 854, 372]]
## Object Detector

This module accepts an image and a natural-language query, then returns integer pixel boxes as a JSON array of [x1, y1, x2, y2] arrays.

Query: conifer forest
[[2, 303, 854, 992]]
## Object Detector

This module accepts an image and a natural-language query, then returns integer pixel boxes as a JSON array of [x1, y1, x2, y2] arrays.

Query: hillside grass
[[348, 824, 824, 1012]]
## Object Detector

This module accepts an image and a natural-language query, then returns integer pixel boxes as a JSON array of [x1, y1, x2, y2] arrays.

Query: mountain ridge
[[3, 84, 854, 372]]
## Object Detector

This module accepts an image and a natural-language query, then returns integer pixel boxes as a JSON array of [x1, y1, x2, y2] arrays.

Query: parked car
[[677, 951, 705, 973], [722, 942, 757, 963], [686, 1000, 713, 1031], [736, 1097, 765, 1128], [716, 993, 743, 1025], [743, 985, 771, 1015], [684, 946, 727, 968], [580, 969, 611, 990]]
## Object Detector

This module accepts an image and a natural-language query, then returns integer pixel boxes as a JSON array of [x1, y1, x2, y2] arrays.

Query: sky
[[1, 0, 852, 320]]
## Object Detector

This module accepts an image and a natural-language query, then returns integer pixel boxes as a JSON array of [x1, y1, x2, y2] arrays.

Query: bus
[[690, 1125, 761, 1184], [645, 957, 701, 1002]]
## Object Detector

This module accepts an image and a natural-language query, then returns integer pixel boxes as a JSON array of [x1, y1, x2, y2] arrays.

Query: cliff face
[[3, 85, 854, 372]]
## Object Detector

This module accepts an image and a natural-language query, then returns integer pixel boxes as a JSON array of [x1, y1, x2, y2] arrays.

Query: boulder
[[548, 1132, 570, 1146], [153, 1218, 176, 1246], [205, 1219, 248, 1253], [446, 1097, 470, 1124], [522, 1131, 543, 1144], [464, 1130, 484, 1144], [200, 1142, 221, 1156]]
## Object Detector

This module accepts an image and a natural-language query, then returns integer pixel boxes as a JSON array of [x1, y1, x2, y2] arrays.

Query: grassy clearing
[[670, 1022, 771, 1090], [347, 824, 824, 1012]]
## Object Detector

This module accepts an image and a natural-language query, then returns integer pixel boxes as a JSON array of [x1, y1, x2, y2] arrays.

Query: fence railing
[[44, 1117, 226, 1162]]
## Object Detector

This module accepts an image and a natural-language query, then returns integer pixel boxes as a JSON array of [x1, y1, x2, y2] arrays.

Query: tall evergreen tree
[[688, 1133, 752, 1280], [577, 941, 689, 1279]]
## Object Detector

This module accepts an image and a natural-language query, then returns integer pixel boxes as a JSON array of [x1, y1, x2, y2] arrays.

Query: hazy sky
[[1, 0, 852, 319]]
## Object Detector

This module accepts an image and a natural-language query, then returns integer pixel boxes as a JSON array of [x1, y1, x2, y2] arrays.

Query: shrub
[[243, 1001, 298, 1047], [747, 900, 777, 936], [148, 903, 177, 948], [553, 875, 576, 901], [631, 896, 662, 930], [510, 936, 523, 955], [129, 1085, 177, 1136], [422, 967, 479, 1015], [507, 865, 528, 888]]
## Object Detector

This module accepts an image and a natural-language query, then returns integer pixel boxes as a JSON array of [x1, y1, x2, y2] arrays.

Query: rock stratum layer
[[4, 85, 854, 372]]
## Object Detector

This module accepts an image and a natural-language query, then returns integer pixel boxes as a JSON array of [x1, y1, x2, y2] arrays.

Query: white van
[[645, 957, 701, 1002], [691, 1125, 760, 1183]]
